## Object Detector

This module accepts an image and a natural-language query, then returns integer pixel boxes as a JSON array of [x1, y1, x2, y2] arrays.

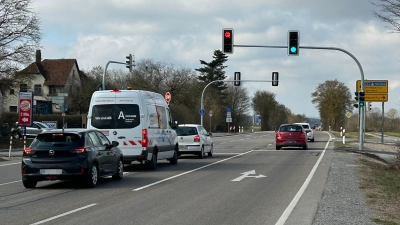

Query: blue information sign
[[199, 109, 205, 115], [227, 108, 231, 113]]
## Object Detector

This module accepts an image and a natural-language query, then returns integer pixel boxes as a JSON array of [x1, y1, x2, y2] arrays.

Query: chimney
[[36, 50, 41, 64]]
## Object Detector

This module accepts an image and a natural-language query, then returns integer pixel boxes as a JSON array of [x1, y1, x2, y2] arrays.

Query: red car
[[275, 124, 308, 150]]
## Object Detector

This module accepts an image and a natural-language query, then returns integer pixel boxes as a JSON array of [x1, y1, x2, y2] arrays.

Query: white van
[[87, 89, 179, 169]]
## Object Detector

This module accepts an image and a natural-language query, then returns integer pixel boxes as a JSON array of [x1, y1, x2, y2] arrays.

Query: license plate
[[40, 169, 62, 175], [286, 140, 295, 144]]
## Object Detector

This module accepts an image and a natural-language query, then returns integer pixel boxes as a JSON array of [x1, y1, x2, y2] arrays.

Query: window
[[9, 89, 14, 95], [49, 86, 57, 95], [34, 85, 42, 95], [91, 104, 140, 129], [96, 131, 110, 146], [20, 84, 27, 91], [9, 106, 17, 112], [88, 132, 101, 147]]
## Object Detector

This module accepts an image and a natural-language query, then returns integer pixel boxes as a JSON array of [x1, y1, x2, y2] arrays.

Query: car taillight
[[194, 135, 200, 142], [300, 132, 305, 137], [276, 133, 281, 138], [142, 129, 148, 147], [71, 147, 87, 153], [23, 148, 36, 154]]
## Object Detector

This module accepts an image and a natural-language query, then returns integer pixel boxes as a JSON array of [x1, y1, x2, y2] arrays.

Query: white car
[[176, 124, 213, 158], [294, 123, 315, 142]]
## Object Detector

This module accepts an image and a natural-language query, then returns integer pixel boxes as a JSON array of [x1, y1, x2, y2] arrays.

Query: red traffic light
[[165, 92, 171, 103], [224, 31, 232, 38]]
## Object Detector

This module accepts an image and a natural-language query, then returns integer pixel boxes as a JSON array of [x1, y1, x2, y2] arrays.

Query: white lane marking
[[253, 150, 323, 152], [220, 142, 227, 144], [268, 144, 272, 146], [230, 140, 236, 142], [133, 150, 254, 191], [231, 170, 266, 181], [246, 138, 250, 139], [213, 153, 240, 155], [275, 132, 332, 225], [30, 203, 97, 225], [0, 180, 21, 186], [0, 162, 21, 167]]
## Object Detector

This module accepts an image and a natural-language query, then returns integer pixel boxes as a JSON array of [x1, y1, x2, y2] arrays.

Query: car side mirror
[[209, 132, 212, 137], [112, 141, 119, 147]]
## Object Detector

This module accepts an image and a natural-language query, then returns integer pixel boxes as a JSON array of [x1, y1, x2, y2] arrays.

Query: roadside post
[[343, 129, 346, 144]]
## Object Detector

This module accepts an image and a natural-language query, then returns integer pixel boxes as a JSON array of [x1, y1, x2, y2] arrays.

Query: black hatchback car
[[21, 129, 124, 188]]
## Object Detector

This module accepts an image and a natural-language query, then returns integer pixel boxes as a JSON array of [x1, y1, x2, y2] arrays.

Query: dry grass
[[356, 155, 400, 225]]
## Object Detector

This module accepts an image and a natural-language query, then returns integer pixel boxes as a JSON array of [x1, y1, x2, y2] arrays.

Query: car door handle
[[118, 136, 126, 139]]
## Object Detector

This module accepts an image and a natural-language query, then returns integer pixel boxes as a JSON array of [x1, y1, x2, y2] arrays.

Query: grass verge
[[0, 136, 34, 149], [333, 141, 400, 225]]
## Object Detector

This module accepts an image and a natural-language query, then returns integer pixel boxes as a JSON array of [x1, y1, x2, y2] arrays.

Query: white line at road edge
[[133, 150, 254, 191], [30, 203, 97, 225], [0, 180, 21, 186], [0, 162, 21, 167], [275, 132, 332, 225]]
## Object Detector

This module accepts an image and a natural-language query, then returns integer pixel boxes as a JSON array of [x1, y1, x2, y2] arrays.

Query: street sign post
[[18, 91, 33, 127], [356, 80, 388, 93]]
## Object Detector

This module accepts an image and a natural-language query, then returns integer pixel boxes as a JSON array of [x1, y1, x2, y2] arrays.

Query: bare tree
[[371, 0, 400, 32], [252, 91, 278, 131], [0, 0, 42, 96]]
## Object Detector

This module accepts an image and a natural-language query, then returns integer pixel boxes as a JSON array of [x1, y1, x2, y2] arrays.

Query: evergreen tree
[[195, 50, 228, 93]]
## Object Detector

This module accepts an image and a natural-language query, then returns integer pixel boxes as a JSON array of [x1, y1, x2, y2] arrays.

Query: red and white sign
[[165, 92, 171, 103], [18, 91, 33, 126]]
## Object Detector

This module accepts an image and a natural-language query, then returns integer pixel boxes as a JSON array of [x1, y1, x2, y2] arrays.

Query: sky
[[30, 0, 400, 118]]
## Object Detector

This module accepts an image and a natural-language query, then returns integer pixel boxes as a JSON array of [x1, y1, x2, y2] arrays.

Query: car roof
[[178, 124, 201, 127], [40, 128, 97, 134], [294, 123, 310, 125]]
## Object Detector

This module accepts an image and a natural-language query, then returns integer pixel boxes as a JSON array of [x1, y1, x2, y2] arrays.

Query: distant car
[[294, 122, 315, 142], [275, 124, 308, 150], [10, 121, 52, 139], [21, 128, 124, 188], [176, 124, 213, 158]]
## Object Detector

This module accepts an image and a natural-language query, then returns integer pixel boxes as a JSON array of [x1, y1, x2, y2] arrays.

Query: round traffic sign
[[199, 109, 205, 115], [209, 110, 213, 117], [165, 92, 171, 103]]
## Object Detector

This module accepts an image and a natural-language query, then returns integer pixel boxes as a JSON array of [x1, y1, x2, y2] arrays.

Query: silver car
[[176, 124, 213, 158], [10, 121, 52, 139]]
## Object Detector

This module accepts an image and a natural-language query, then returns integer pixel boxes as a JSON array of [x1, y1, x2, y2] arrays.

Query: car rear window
[[91, 104, 140, 129], [301, 124, 310, 129], [30, 133, 83, 148], [279, 125, 303, 132], [176, 127, 198, 136]]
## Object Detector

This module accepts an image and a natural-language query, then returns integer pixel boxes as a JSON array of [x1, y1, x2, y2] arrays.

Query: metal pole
[[102, 61, 130, 90], [381, 102, 384, 143]]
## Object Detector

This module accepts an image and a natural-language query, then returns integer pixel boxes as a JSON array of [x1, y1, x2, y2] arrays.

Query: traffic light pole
[[200, 79, 277, 126], [233, 44, 366, 150], [102, 61, 132, 90]]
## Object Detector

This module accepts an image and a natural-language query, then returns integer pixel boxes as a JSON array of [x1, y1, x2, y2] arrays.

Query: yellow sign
[[345, 112, 351, 118], [364, 93, 388, 102], [356, 80, 388, 93]]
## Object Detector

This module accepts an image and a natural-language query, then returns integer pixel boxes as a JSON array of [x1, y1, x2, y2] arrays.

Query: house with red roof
[[3, 50, 84, 114]]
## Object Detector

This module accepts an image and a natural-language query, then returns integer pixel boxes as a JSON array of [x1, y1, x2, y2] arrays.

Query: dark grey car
[[21, 128, 124, 188], [10, 121, 52, 139]]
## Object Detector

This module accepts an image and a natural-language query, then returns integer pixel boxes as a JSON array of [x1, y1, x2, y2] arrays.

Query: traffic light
[[222, 29, 233, 54], [288, 30, 299, 56], [353, 103, 359, 108], [272, 72, 279, 86], [354, 92, 359, 101], [234, 72, 241, 86], [126, 54, 132, 72], [359, 91, 365, 107], [368, 102, 372, 111]]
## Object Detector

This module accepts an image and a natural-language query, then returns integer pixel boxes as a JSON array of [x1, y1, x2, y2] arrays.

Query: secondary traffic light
[[359, 91, 365, 107], [353, 103, 359, 108], [288, 31, 299, 56], [222, 29, 233, 54], [126, 54, 133, 72], [354, 92, 359, 101], [234, 72, 241, 86], [272, 72, 279, 86], [368, 102, 372, 111]]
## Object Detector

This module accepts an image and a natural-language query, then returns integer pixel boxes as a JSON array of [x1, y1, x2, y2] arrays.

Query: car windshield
[[176, 127, 198, 136]]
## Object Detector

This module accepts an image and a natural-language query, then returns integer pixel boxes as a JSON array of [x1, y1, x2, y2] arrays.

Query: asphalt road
[[0, 131, 334, 225]]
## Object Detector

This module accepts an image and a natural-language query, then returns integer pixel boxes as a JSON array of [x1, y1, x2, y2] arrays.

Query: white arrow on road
[[231, 170, 266, 182]]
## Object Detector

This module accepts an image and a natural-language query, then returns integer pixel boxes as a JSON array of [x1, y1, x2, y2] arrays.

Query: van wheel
[[169, 149, 178, 165], [198, 146, 204, 159], [146, 152, 157, 170], [12, 132, 21, 139], [23, 180, 37, 188], [208, 147, 213, 157]]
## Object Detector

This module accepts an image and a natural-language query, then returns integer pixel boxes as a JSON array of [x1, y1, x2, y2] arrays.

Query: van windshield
[[91, 104, 140, 129]]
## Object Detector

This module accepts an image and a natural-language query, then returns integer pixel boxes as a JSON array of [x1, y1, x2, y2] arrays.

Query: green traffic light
[[290, 47, 297, 53], [359, 101, 365, 107]]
